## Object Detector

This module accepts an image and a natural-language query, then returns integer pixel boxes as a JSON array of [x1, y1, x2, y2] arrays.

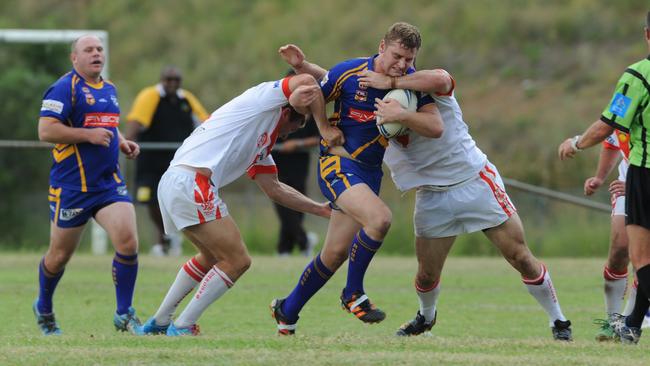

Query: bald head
[[71, 35, 103, 54], [70, 35, 105, 82]]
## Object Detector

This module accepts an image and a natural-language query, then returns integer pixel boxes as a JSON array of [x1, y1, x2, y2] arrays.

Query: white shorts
[[158, 166, 229, 234], [414, 162, 516, 238], [611, 194, 626, 216]]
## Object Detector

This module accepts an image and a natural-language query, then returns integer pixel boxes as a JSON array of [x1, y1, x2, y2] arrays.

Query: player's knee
[[47, 250, 73, 271], [415, 271, 438, 289], [115, 236, 138, 255], [369, 211, 392, 237], [236, 254, 252, 274], [508, 248, 537, 274]]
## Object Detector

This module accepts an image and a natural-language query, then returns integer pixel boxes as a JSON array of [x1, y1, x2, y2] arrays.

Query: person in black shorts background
[[272, 116, 321, 257]]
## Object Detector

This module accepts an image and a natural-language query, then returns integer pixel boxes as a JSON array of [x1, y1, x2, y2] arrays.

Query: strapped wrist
[[390, 76, 397, 89], [570, 135, 583, 152]]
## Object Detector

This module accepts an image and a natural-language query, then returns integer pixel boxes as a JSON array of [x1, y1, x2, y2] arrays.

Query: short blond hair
[[384, 22, 421, 50]]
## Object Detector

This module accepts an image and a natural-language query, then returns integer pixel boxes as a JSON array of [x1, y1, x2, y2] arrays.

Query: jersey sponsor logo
[[41, 99, 64, 114], [116, 185, 128, 196], [98, 98, 108, 103], [111, 95, 119, 107], [348, 108, 375, 123], [610, 93, 631, 118], [257, 132, 269, 147], [59, 208, 84, 221], [83, 113, 120, 127], [273, 80, 280, 88]]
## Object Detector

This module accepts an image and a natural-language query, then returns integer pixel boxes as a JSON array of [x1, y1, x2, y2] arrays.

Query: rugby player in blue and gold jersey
[[271, 22, 443, 335], [34, 35, 142, 335]]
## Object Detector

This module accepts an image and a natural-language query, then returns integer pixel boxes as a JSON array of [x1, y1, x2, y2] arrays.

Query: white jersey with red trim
[[383, 91, 487, 191], [169, 78, 292, 187], [603, 131, 630, 181]]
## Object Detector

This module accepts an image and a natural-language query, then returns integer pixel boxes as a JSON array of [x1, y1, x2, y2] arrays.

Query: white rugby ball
[[376, 88, 417, 138]]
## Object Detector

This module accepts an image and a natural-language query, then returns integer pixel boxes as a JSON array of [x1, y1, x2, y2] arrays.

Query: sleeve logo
[[41, 99, 64, 114], [320, 73, 329, 87], [610, 93, 631, 118]]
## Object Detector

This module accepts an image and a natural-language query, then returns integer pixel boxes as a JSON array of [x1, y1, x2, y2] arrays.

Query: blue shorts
[[48, 184, 132, 228], [317, 154, 383, 203]]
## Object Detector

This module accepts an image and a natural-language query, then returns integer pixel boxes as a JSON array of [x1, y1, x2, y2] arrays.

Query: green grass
[[1, 254, 648, 365]]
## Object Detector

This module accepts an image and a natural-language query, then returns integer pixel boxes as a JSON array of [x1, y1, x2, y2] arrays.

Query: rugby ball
[[376, 88, 417, 138]]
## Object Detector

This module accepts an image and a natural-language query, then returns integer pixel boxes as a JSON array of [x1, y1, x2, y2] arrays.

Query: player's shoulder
[[48, 71, 75, 89], [330, 57, 370, 74], [103, 78, 118, 89], [43, 72, 76, 98]]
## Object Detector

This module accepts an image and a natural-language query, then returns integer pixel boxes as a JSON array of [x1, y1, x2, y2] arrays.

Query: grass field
[[1, 254, 648, 365]]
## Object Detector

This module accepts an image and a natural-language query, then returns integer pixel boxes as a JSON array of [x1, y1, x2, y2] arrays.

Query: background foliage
[[0, 0, 647, 253]]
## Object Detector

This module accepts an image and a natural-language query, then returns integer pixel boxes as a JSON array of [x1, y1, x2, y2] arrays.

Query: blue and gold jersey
[[40, 69, 124, 192], [320, 55, 432, 167]]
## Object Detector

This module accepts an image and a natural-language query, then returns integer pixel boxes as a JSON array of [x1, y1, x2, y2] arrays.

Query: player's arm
[[279, 44, 328, 80], [124, 120, 141, 141], [583, 145, 621, 196], [287, 74, 344, 146], [558, 119, 614, 160], [38, 117, 114, 146], [374, 99, 443, 138], [359, 69, 454, 96], [254, 172, 331, 218], [116, 129, 140, 159], [561, 70, 645, 160]]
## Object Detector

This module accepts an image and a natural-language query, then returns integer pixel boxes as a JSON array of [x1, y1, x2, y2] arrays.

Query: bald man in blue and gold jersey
[[34, 35, 143, 335], [271, 22, 442, 335]]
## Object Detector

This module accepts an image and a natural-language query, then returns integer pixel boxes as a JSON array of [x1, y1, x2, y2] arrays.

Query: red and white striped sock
[[623, 279, 638, 316], [174, 265, 233, 328], [416, 279, 440, 323], [153, 257, 207, 326], [522, 264, 567, 326], [603, 266, 628, 316]]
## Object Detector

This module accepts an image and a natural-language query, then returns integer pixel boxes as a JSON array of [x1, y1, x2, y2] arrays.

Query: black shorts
[[625, 164, 650, 229], [134, 151, 174, 203]]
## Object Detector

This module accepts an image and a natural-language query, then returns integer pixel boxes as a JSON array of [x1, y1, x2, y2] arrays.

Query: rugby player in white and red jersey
[[361, 68, 573, 341], [138, 73, 336, 336]]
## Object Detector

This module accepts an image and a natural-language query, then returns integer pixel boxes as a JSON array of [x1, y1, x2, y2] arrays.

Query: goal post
[[0, 29, 110, 254]]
